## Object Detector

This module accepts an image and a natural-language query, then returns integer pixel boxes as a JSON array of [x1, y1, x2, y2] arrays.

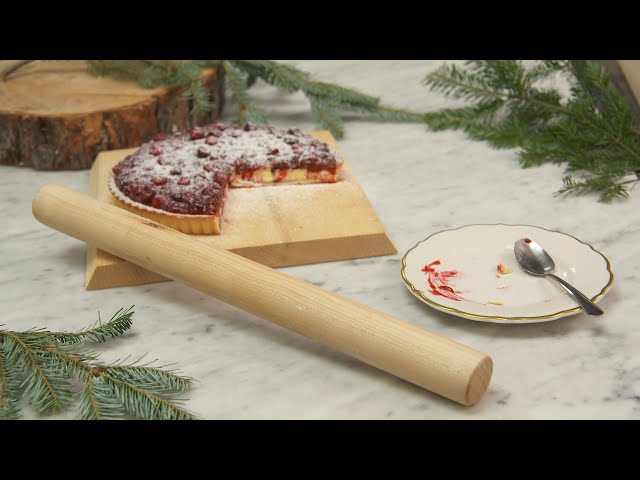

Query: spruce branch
[[87, 60, 424, 139], [78, 376, 123, 420], [86, 60, 219, 115], [105, 363, 193, 392], [24, 307, 134, 345], [222, 61, 268, 124], [2, 331, 71, 415], [102, 374, 194, 421], [230, 60, 381, 106], [424, 60, 640, 201], [0, 307, 196, 420], [229, 59, 423, 137], [0, 344, 20, 419], [309, 97, 345, 139]]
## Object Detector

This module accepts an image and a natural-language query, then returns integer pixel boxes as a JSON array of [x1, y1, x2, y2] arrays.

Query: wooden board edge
[[86, 259, 169, 290], [230, 231, 397, 267], [86, 231, 396, 289]]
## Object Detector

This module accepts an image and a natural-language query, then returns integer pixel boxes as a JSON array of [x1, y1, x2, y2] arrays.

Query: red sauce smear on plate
[[421, 260, 466, 301]]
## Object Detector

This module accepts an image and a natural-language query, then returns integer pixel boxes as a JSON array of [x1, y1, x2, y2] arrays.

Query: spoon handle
[[547, 274, 604, 316]]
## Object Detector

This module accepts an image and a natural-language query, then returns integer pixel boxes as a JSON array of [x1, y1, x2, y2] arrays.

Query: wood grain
[[0, 60, 224, 170], [33, 184, 493, 406], [85, 131, 397, 290]]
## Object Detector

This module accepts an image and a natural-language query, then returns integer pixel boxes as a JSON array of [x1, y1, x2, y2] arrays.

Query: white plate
[[401, 225, 614, 323]]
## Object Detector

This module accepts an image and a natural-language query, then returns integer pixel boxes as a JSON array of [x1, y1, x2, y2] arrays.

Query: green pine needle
[[222, 61, 268, 124], [0, 345, 21, 419], [105, 363, 193, 393], [86, 59, 424, 140], [24, 307, 135, 345], [86, 60, 218, 115], [423, 60, 640, 201], [78, 377, 124, 420], [231, 60, 380, 106], [102, 375, 194, 421], [2, 332, 71, 415], [229, 59, 423, 137], [309, 97, 345, 139], [0, 307, 197, 420]]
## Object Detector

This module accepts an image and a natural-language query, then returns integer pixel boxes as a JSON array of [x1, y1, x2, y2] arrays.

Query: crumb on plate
[[497, 263, 513, 274]]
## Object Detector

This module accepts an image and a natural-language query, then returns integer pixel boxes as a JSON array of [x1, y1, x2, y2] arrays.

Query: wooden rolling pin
[[32, 184, 493, 406]]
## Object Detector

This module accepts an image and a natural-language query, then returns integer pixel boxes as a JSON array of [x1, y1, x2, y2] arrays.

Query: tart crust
[[109, 123, 342, 235], [109, 175, 225, 234]]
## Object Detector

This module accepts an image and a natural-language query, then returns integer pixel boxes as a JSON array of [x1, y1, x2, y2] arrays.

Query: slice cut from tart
[[109, 123, 343, 234]]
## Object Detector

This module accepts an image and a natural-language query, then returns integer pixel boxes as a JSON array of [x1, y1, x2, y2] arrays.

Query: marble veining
[[1, 61, 638, 419]]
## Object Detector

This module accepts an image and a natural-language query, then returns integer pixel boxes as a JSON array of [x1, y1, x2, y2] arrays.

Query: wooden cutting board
[[85, 131, 396, 289]]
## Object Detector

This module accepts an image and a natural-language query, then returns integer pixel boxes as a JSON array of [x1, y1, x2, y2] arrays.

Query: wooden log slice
[[0, 60, 225, 170]]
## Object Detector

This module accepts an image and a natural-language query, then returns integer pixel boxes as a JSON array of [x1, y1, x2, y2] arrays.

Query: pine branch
[[351, 103, 425, 123], [102, 375, 194, 421], [229, 59, 424, 137], [231, 60, 381, 106], [424, 60, 640, 201], [2, 331, 70, 415], [556, 175, 636, 202], [222, 61, 268, 124], [569, 60, 609, 115], [0, 344, 20, 419], [105, 364, 193, 392], [78, 376, 124, 420], [87, 60, 424, 140], [309, 97, 345, 139], [0, 308, 196, 420], [87, 60, 218, 115], [24, 306, 134, 345]]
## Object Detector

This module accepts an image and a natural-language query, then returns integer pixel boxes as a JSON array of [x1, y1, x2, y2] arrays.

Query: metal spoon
[[514, 238, 604, 316]]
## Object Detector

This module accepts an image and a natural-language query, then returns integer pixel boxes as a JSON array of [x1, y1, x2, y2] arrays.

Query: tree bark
[[0, 60, 225, 170]]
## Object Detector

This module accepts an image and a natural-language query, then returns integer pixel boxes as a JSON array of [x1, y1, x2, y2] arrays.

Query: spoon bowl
[[514, 238, 604, 316], [514, 238, 556, 275]]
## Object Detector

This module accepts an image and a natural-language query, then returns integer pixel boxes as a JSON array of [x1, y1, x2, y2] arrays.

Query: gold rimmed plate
[[401, 225, 614, 323]]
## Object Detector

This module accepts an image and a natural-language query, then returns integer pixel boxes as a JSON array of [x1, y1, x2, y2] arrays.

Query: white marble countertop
[[2, 60, 638, 419]]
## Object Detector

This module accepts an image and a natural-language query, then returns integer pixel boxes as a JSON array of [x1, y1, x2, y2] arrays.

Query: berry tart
[[109, 123, 343, 234]]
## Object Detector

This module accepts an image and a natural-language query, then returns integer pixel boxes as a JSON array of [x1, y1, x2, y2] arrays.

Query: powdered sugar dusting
[[111, 123, 342, 216]]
